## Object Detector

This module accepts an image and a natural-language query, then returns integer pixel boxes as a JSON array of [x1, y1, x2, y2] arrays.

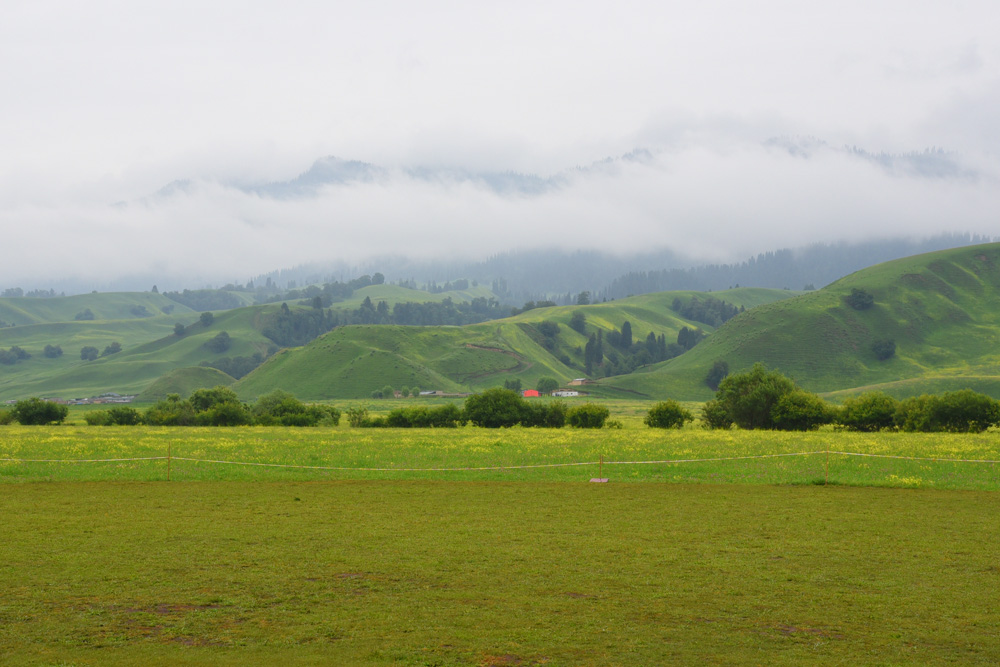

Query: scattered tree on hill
[[644, 400, 693, 429], [80, 346, 99, 361], [101, 341, 122, 357], [203, 331, 232, 353], [676, 327, 706, 351], [43, 344, 63, 358], [536, 377, 559, 394], [503, 378, 522, 392], [200, 311, 215, 327], [576, 291, 591, 305], [569, 312, 586, 334], [0, 346, 30, 365], [705, 360, 729, 390], [671, 296, 742, 327], [174, 323, 185, 336], [74, 308, 95, 321], [846, 288, 874, 310], [872, 339, 896, 360], [382, 384, 395, 399], [11, 398, 68, 425]]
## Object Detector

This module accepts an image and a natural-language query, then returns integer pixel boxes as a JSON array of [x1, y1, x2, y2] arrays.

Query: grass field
[[2, 425, 1000, 489], [3, 426, 999, 665], [2, 481, 998, 665]]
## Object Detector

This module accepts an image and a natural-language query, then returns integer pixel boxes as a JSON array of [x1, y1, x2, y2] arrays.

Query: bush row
[[683, 363, 1000, 432], [86, 387, 340, 427]]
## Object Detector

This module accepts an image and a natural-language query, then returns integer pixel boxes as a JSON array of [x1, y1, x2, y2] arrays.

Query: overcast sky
[[1, 1, 998, 288]]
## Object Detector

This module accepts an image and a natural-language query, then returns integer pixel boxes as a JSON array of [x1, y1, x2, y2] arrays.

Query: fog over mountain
[[1, 2, 997, 291]]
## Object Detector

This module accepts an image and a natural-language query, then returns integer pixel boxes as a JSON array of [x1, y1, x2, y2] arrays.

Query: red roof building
[[522, 389, 540, 398]]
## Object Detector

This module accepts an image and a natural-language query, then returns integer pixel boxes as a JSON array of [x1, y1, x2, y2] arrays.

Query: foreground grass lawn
[[2, 482, 998, 665]]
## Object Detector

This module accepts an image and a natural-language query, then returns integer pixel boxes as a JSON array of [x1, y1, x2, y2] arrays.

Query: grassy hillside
[[0, 305, 276, 400], [235, 288, 795, 400], [598, 243, 1000, 400], [137, 366, 236, 401], [0, 292, 193, 326]]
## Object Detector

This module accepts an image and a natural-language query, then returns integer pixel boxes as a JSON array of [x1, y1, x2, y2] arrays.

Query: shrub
[[143, 394, 198, 426], [84, 410, 111, 426], [385, 404, 463, 428], [845, 288, 874, 310], [929, 390, 1000, 433], [713, 363, 797, 430], [0, 409, 14, 425], [11, 398, 68, 425], [644, 400, 694, 429], [567, 403, 610, 429], [346, 406, 369, 427], [700, 400, 732, 430], [771, 390, 833, 431], [521, 401, 567, 428], [839, 391, 899, 432], [197, 401, 251, 426], [107, 406, 142, 426], [464, 388, 526, 428]]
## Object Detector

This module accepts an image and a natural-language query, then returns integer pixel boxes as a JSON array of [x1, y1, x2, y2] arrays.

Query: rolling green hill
[[233, 288, 795, 400], [597, 243, 1000, 400], [0, 292, 194, 326], [0, 285, 505, 401]]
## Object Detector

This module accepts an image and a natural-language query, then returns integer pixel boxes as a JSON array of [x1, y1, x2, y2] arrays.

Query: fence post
[[167, 442, 172, 482], [825, 449, 829, 486]]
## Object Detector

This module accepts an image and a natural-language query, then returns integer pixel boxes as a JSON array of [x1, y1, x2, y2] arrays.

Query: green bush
[[521, 401, 567, 428], [107, 406, 142, 426], [346, 406, 369, 427], [839, 392, 899, 432], [0, 409, 15, 425], [644, 400, 694, 429], [84, 410, 111, 426], [935, 390, 1000, 433], [144, 394, 198, 426], [713, 363, 797, 430], [700, 399, 732, 430], [771, 390, 833, 431], [566, 403, 610, 429], [252, 390, 340, 426], [464, 388, 527, 428], [11, 398, 69, 425], [896, 390, 1000, 433], [385, 404, 464, 428]]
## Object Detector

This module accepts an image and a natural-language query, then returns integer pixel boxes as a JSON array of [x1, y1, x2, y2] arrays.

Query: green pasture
[[2, 425, 999, 489], [2, 481, 998, 665]]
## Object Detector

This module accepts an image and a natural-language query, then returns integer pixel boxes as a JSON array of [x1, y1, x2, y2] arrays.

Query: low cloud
[[2, 138, 997, 290]]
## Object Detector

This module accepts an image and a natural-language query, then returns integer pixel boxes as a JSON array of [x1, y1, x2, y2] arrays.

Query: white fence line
[[2, 450, 998, 472]]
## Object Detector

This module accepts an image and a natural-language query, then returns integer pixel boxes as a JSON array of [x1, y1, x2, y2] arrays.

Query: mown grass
[[1, 481, 998, 665], [2, 425, 999, 489]]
